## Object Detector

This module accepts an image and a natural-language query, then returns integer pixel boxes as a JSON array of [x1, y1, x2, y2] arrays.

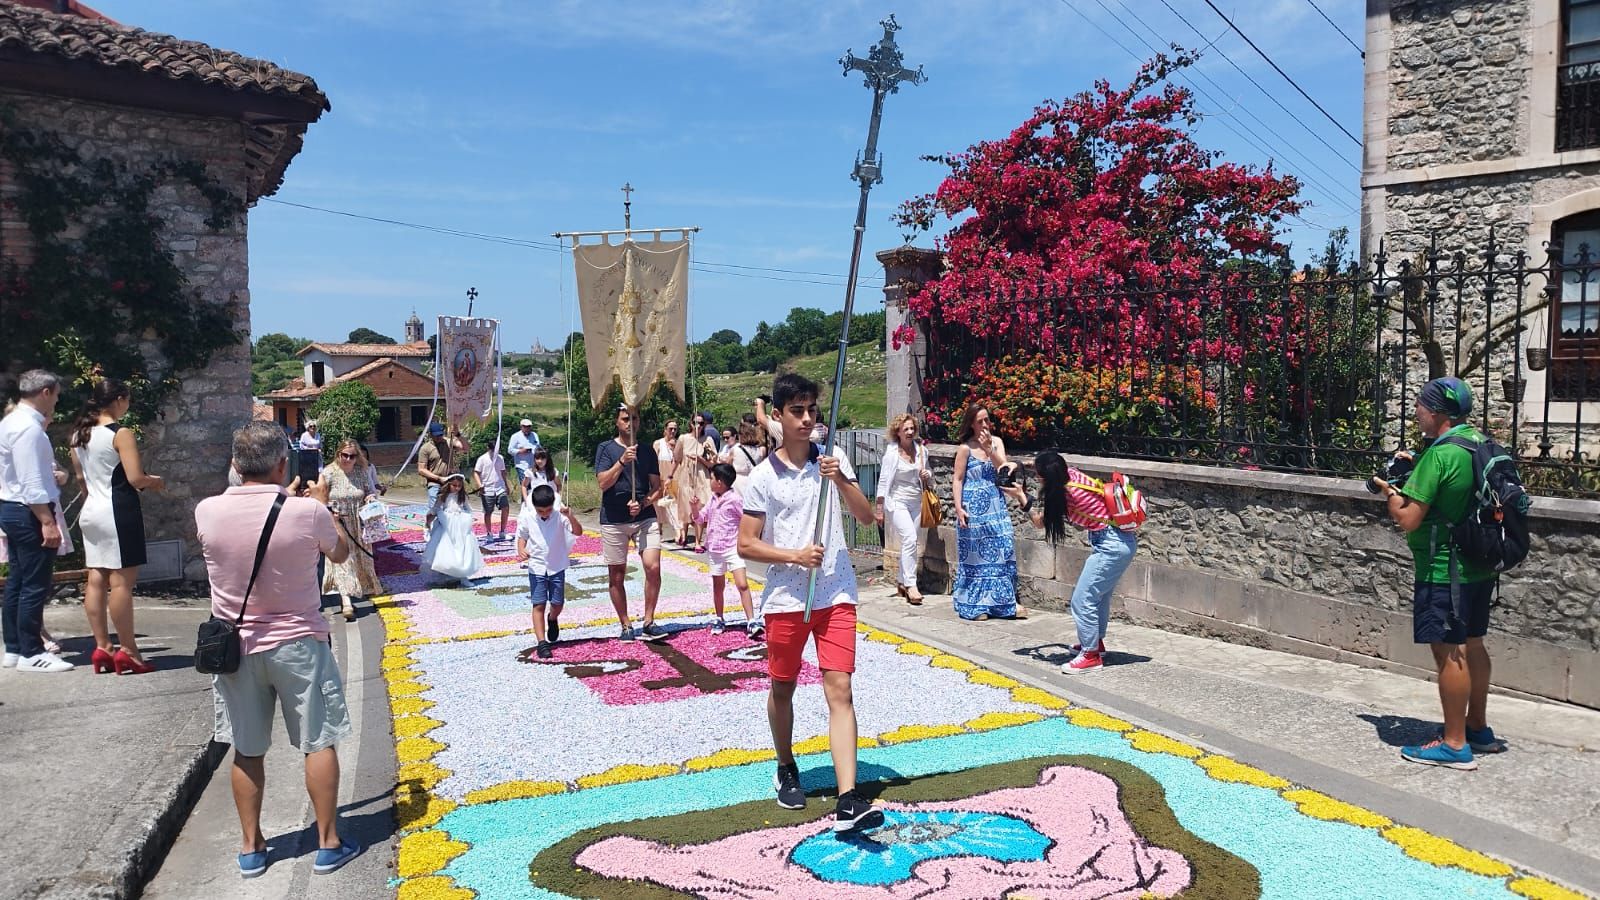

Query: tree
[[348, 327, 396, 344], [310, 381, 380, 457], [894, 52, 1301, 364], [707, 328, 742, 346], [253, 332, 308, 363], [514, 358, 536, 376]]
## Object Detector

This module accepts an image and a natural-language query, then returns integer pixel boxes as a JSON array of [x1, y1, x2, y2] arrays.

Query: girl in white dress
[[423, 474, 484, 586], [69, 379, 165, 674]]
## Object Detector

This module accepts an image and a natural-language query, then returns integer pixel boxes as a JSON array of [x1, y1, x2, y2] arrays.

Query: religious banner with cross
[[438, 315, 500, 430], [572, 238, 689, 409]]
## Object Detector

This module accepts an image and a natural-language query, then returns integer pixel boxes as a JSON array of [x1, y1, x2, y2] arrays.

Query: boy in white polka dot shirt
[[737, 373, 882, 835]]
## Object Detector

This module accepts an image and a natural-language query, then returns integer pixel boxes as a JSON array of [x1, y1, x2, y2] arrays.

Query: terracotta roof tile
[[298, 341, 432, 359], [0, 1, 329, 111]]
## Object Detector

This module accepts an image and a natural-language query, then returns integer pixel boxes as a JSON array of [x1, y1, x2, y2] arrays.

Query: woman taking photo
[[875, 413, 933, 605], [728, 417, 768, 483], [654, 421, 686, 544], [321, 438, 383, 621], [1014, 451, 1138, 674], [950, 404, 1024, 620], [70, 379, 164, 674]]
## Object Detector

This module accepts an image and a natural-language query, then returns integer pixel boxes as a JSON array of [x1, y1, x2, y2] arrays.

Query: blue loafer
[[237, 849, 270, 879], [312, 839, 361, 875]]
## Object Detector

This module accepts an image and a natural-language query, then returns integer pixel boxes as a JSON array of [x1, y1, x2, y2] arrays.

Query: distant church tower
[[405, 310, 424, 343]]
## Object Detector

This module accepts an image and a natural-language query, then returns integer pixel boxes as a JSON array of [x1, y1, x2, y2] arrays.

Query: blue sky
[[106, 0, 1366, 354]]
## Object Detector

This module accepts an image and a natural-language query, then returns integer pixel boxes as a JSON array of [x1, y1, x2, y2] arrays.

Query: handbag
[[919, 488, 943, 528], [358, 498, 390, 545], [195, 493, 285, 675]]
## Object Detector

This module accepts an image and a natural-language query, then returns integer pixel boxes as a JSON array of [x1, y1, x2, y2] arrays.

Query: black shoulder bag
[[195, 494, 286, 674]]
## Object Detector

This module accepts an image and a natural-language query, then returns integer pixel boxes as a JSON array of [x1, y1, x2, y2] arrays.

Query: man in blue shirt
[[508, 418, 540, 500]]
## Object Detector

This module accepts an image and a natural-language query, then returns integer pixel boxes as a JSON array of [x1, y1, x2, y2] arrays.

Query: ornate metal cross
[[804, 15, 925, 620], [621, 182, 634, 231], [465, 286, 479, 316]]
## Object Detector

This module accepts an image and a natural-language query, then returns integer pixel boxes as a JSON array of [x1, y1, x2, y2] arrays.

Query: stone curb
[[36, 695, 224, 900]]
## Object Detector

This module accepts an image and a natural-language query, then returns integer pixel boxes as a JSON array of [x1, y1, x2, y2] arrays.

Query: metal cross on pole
[[621, 182, 634, 232], [466, 286, 479, 317], [804, 14, 925, 621]]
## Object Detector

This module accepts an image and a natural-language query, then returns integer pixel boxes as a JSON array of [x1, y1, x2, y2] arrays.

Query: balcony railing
[[1557, 61, 1600, 152]]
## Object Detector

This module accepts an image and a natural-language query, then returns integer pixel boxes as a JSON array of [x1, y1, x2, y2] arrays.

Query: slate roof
[[0, 1, 329, 112]]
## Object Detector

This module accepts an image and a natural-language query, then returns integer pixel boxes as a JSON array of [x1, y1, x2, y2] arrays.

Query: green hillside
[[702, 343, 886, 432]]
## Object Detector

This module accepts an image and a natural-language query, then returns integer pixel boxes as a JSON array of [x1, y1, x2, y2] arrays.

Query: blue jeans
[[1, 501, 51, 657], [528, 570, 566, 608], [1069, 527, 1138, 651]]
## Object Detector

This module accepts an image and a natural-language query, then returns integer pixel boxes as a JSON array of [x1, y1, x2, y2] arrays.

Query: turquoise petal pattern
[[790, 810, 1051, 886]]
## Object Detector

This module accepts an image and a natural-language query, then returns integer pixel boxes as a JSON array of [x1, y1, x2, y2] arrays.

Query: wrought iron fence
[[909, 233, 1600, 499], [837, 428, 887, 554]]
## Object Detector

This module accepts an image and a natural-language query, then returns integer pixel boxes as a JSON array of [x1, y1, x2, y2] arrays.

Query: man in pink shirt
[[195, 421, 361, 879]]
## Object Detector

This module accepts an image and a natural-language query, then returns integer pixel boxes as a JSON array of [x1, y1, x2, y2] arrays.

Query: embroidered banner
[[573, 239, 689, 408], [438, 316, 499, 430]]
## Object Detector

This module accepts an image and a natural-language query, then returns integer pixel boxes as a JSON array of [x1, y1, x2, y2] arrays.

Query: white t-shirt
[[474, 452, 508, 496], [516, 506, 575, 576], [739, 444, 858, 616]]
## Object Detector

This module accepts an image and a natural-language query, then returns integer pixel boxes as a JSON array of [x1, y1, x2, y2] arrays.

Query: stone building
[[0, 1, 327, 579], [1363, 0, 1600, 442]]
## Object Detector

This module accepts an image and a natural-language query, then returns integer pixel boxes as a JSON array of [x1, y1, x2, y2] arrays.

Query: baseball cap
[[520, 418, 533, 427], [428, 422, 445, 436]]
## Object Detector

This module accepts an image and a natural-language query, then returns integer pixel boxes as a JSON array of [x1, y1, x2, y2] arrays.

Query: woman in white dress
[[321, 439, 383, 620], [654, 421, 686, 544], [69, 379, 165, 674], [875, 413, 934, 605], [674, 422, 715, 552], [423, 474, 484, 587]]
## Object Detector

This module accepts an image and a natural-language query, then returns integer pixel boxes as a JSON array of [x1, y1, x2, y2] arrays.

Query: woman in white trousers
[[874, 413, 933, 605]]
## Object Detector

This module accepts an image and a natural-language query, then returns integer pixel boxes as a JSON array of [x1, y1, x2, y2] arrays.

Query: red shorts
[[764, 604, 857, 682]]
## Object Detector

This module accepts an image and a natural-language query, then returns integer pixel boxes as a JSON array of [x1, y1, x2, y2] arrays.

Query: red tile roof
[[251, 402, 275, 421], [261, 357, 435, 401], [298, 341, 432, 359], [0, 1, 328, 110]]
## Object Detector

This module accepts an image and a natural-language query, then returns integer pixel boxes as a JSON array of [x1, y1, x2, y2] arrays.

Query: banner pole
[[804, 17, 924, 622]]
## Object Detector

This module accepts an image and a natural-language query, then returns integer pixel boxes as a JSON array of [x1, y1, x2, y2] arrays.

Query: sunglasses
[[338, 452, 359, 460]]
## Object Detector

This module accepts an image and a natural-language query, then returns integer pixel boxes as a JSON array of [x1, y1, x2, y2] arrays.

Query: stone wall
[[912, 445, 1600, 707], [1387, 0, 1529, 170], [2, 90, 254, 580]]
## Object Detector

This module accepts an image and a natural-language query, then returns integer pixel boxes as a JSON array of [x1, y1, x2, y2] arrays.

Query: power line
[[1301, 0, 1364, 58], [1199, 0, 1361, 146], [1057, 0, 1358, 215], [1154, 0, 1359, 169], [262, 197, 882, 286], [1098, 0, 1360, 206]]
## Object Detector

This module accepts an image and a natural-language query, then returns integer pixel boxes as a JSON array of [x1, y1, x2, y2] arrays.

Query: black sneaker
[[546, 617, 560, 644], [774, 763, 806, 810], [639, 622, 668, 642], [833, 789, 884, 834], [535, 640, 552, 660]]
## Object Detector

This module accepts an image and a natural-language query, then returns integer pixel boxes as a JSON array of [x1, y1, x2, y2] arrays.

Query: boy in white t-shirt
[[515, 484, 582, 659], [737, 373, 881, 835], [472, 447, 510, 541]]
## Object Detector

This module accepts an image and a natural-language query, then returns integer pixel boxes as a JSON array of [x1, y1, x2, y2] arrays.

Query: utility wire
[[1199, 0, 1362, 146], [1155, 0, 1360, 169], [1301, 0, 1364, 58], [1056, 0, 1357, 217], [262, 197, 882, 286], [1095, 0, 1359, 208]]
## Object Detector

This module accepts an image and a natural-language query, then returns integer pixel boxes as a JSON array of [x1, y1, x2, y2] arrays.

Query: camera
[[1366, 452, 1416, 494], [996, 462, 1022, 489]]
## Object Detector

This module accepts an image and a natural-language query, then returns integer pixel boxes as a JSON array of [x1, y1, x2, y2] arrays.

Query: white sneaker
[[16, 651, 74, 673], [2, 652, 19, 668]]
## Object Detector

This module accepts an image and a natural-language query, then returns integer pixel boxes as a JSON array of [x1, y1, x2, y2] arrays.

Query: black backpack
[[1436, 434, 1532, 573]]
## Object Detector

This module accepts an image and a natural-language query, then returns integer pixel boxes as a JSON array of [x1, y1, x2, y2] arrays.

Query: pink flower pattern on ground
[[522, 627, 820, 704], [575, 765, 1192, 899]]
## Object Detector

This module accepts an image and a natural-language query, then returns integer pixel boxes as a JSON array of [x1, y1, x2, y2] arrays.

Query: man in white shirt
[[515, 484, 582, 659], [738, 373, 879, 834], [507, 419, 540, 500], [472, 447, 510, 541], [0, 369, 73, 672]]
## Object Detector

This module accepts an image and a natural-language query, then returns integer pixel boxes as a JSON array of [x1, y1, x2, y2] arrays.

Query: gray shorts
[[213, 636, 351, 756]]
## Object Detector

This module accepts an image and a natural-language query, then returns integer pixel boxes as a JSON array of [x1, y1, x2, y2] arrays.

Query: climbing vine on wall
[[0, 105, 246, 424]]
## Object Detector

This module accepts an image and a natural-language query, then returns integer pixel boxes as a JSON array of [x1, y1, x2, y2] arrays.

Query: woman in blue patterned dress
[[950, 404, 1025, 620]]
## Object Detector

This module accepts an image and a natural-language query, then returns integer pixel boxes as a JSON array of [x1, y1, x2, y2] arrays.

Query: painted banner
[[573, 239, 689, 408], [438, 316, 498, 430]]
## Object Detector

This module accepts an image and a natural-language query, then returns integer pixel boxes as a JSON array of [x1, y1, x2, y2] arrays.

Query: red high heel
[[112, 649, 155, 675], [91, 647, 116, 674]]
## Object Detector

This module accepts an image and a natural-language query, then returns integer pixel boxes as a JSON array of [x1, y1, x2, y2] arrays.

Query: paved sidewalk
[[856, 586, 1600, 896], [0, 602, 216, 900]]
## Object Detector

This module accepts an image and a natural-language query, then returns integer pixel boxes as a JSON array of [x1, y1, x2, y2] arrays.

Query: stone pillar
[[876, 245, 943, 421]]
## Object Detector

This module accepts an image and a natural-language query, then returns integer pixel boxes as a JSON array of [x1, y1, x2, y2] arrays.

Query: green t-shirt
[[1400, 424, 1496, 585]]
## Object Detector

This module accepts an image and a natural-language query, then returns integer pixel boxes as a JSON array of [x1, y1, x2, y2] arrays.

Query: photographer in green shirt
[[1374, 377, 1507, 771]]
